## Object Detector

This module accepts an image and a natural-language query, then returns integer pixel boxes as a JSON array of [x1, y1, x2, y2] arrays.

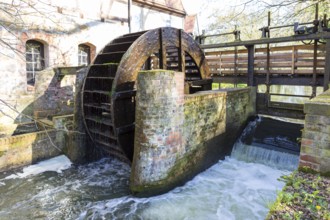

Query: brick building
[[0, 0, 191, 136]]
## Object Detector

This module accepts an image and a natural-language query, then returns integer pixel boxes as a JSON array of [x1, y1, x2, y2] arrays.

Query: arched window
[[78, 44, 91, 66], [26, 40, 44, 85]]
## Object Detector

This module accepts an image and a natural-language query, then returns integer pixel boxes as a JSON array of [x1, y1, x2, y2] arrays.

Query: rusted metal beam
[[201, 32, 330, 49], [324, 40, 330, 91]]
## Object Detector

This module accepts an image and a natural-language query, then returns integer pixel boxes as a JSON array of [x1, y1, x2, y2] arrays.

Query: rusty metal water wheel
[[82, 27, 210, 161]]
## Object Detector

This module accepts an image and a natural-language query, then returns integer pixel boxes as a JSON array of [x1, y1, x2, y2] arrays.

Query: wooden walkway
[[206, 44, 326, 76]]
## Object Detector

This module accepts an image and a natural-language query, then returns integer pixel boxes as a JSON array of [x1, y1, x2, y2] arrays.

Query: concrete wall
[[131, 70, 256, 196], [300, 89, 330, 174]]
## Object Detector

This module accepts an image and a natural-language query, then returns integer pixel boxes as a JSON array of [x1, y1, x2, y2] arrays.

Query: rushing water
[[0, 117, 300, 220]]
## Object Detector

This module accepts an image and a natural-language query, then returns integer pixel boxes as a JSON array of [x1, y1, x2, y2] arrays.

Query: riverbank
[[267, 170, 330, 220]]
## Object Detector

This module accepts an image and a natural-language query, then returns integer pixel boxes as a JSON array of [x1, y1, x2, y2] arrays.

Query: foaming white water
[[0, 117, 299, 220], [80, 158, 288, 220], [232, 117, 300, 171], [231, 142, 299, 171], [0, 154, 288, 220], [4, 155, 72, 180]]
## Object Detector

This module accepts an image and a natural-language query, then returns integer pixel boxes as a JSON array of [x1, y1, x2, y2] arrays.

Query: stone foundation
[[300, 89, 330, 174], [130, 70, 256, 196]]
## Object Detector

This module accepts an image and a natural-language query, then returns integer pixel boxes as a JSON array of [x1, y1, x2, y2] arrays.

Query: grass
[[267, 170, 330, 220]]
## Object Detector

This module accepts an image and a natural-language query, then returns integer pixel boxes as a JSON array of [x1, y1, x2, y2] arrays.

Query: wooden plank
[[255, 69, 324, 74], [208, 61, 325, 69], [211, 69, 324, 75], [205, 45, 326, 57], [295, 61, 325, 67], [324, 40, 330, 91], [208, 63, 248, 68]]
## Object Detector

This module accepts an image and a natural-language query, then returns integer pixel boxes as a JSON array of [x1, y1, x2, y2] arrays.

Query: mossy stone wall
[[131, 70, 256, 196], [0, 129, 65, 172]]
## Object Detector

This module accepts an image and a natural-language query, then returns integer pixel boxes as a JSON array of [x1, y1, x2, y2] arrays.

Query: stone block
[[305, 114, 330, 125], [302, 130, 330, 144], [299, 160, 320, 171]]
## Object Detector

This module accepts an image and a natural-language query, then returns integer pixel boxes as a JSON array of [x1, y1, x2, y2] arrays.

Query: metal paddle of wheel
[[82, 27, 211, 162]]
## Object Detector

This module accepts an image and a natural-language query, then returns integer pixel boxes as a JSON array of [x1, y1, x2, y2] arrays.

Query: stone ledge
[[0, 130, 57, 151], [304, 90, 330, 116]]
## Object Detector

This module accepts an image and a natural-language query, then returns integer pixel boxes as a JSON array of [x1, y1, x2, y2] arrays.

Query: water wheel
[[82, 27, 210, 161]]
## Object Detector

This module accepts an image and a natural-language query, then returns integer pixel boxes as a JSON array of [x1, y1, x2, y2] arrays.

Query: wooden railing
[[205, 44, 326, 77]]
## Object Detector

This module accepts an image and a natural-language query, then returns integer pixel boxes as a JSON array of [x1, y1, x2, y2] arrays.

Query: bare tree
[[202, 0, 329, 42]]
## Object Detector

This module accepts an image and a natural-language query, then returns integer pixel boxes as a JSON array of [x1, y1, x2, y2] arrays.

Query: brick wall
[[132, 70, 185, 186], [131, 70, 256, 196], [300, 90, 330, 174]]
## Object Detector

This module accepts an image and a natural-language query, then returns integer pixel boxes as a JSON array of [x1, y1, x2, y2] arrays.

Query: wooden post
[[312, 2, 319, 97], [159, 29, 167, 69], [291, 46, 296, 75], [265, 12, 271, 103], [219, 51, 222, 75], [266, 44, 270, 92], [324, 40, 330, 91], [234, 46, 238, 87], [246, 45, 255, 86], [178, 29, 185, 73], [312, 40, 318, 97]]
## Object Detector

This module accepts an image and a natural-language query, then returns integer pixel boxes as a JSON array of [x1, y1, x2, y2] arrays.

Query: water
[[0, 117, 299, 220]]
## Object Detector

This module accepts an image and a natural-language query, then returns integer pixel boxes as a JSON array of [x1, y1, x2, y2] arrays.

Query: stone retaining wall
[[0, 129, 65, 172], [130, 70, 256, 196], [300, 90, 330, 174]]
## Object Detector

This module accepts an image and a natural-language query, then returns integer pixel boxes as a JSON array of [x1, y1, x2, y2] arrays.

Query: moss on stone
[[299, 166, 330, 177], [130, 143, 207, 197], [138, 69, 176, 74], [0, 151, 6, 157], [102, 62, 119, 65]]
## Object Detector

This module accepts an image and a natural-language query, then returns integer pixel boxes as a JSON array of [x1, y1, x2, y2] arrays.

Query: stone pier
[[130, 70, 256, 196], [300, 89, 330, 175]]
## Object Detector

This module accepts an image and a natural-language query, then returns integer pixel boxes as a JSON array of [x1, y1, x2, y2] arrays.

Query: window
[[26, 40, 44, 85], [78, 44, 91, 66]]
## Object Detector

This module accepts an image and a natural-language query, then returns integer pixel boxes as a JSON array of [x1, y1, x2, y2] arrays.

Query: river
[[0, 117, 301, 220]]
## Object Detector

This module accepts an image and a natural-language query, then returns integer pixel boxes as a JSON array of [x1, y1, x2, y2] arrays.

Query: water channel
[[0, 117, 302, 220]]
